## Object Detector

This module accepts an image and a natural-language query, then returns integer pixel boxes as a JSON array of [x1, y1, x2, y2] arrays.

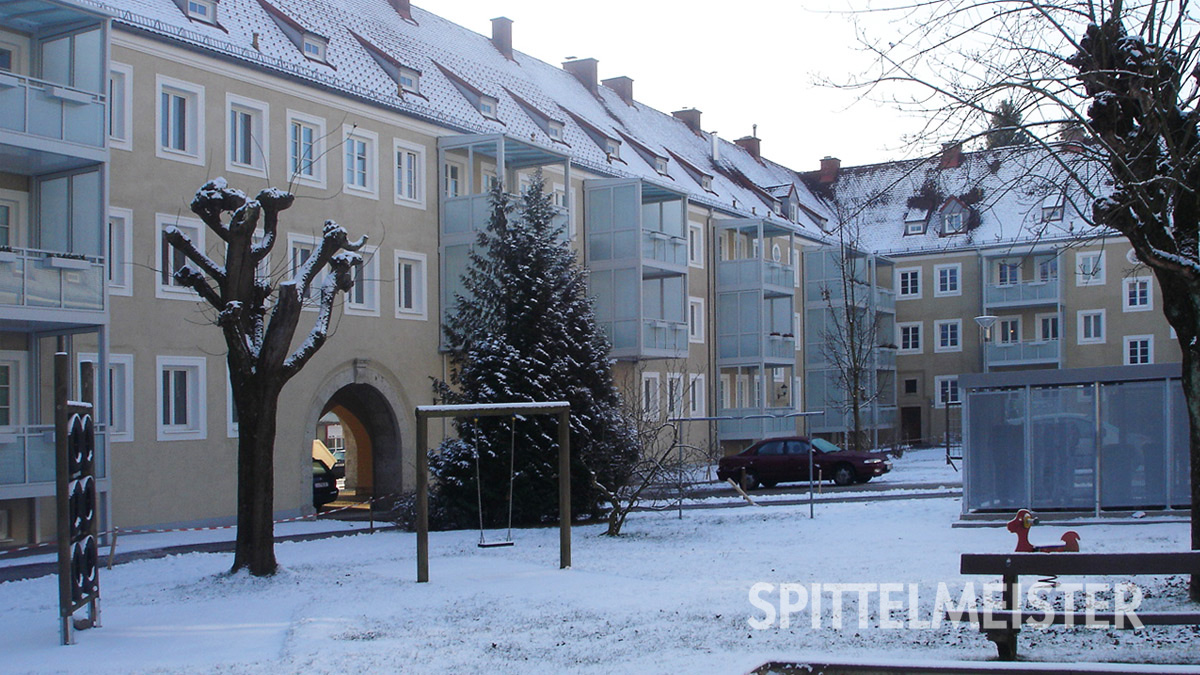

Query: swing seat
[[477, 540, 515, 548]]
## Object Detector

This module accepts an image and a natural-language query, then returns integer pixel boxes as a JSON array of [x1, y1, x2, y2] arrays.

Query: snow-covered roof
[[802, 143, 1112, 256], [102, 0, 831, 242]]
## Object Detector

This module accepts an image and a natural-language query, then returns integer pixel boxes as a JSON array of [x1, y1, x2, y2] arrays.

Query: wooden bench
[[954, 551, 1200, 660]]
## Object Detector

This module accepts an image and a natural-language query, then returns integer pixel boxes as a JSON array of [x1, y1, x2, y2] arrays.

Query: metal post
[[54, 344, 71, 645], [416, 412, 429, 583], [558, 409, 571, 569]]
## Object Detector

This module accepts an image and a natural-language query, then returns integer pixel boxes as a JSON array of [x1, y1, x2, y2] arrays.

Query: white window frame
[[286, 110, 327, 189], [793, 375, 803, 412], [0, 351, 28, 430], [342, 125, 379, 199], [688, 296, 705, 344], [286, 233, 323, 309], [108, 62, 133, 151], [1076, 250, 1106, 286], [943, 212, 965, 234], [934, 319, 962, 353], [996, 260, 1021, 286], [688, 374, 705, 417], [156, 355, 206, 441], [998, 317, 1021, 344], [443, 160, 464, 198], [934, 375, 960, 408], [155, 75, 205, 165], [155, 213, 205, 300], [641, 372, 660, 419], [1123, 276, 1153, 312], [546, 120, 564, 141], [688, 222, 704, 268], [185, 0, 217, 23], [301, 34, 328, 63], [0, 187, 26, 249], [78, 352, 133, 443], [1124, 335, 1153, 365], [393, 138, 426, 209], [478, 95, 499, 120], [225, 93, 269, 177], [934, 263, 961, 297], [667, 373, 683, 420], [394, 250, 427, 320], [398, 67, 420, 94], [897, 321, 922, 354], [107, 206, 133, 297], [896, 267, 922, 300], [1078, 309, 1106, 345], [719, 374, 731, 410], [1037, 256, 1059, 282], [344, 244, 380, 316], [1036, 312, 1060, 342]]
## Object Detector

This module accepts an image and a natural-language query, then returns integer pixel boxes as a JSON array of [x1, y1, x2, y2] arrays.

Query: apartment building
[[0, 0, 112, 548]]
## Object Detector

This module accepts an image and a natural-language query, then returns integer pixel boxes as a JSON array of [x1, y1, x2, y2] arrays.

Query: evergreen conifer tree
[[431, 171, 636, 527], [985, 98, 1031, 148]]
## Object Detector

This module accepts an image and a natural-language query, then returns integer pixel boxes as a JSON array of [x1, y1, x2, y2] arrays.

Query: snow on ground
[[1, 494, 1197, 674]]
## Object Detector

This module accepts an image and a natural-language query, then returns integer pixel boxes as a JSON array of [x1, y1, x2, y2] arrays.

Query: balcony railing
[[717, 258, 794, 291], [0, 73, 105, 149], [642, 319, 688, 354], [0, 425, 106, 487], [765, 334, 797, 360], [874, 287, 896, 313], [641, 230, 687, 269], [716, 408, 797, 439], [985, 339, 1061, 366], [984, 279, 1059, 306], [0, 247, 105, 312]]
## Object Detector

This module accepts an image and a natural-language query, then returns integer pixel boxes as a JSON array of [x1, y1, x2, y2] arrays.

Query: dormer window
[[1042, 194, 1065, 221], [788, 201, 800, 222], [547, 120, 564, 141], [903, 207, 927, 235], [700, 175, 713, 191], [943, 212, 964, 234], [302, 35, 327, 62], [655, 156, 669, 175], [479, 96, 499, 119], [186, 0, 217, 23], [605, 138, 620, 159], [399, 67, 420, 94]]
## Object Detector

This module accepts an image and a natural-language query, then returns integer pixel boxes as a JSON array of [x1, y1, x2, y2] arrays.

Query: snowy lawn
[[1, 496, 1197, 674]]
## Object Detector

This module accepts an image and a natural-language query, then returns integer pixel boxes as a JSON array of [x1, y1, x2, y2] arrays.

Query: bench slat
[[947, 610, 1200, 629], [960, 552, 1200, 576]]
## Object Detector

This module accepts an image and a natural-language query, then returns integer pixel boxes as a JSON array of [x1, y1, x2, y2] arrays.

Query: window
[[1076, 250, 1105, 286], [478, 95, 499, 119], [943, 212, 964, 234], [1042, 195, 1065, 222], [398, 67, 420, 94], [700, 175, 713, 192], [934, 319, 961, 353], [934, 376, 960, 408], [286, 111, 326, 188], [345, 245, 379, 316], [998, 318, 1020, 344], [393, 139, 426, 208], [286, 234, 329, 305], [996, 260, 1020, 286], [156, 356, 206, 441], [898, 322, 922, 353], [1037, 313, 1060, 341], [226, 94, 268, 176], [302, 34, 327, 63], [667, 374, 683, 419], [225, 365, 238, 438], [394, 250, 427, 320], [604, 138, 621, 159], [1078, 309, 1105, 344], [547, 120, 564, 141], [156, 214, 204, 299], [186, 0, 217, 23], [107, 207, 132, 296], [78, 353, 133, 442], [655, 157, 669, 175], [903, 378, 918, 395], [156, 76, 204, 164], [1037, 256, 1058, 282], [934, 263, 960, 297], [0, 202, 8, 247], [0, 47, 11, 71], [443, 161, 463, 198], [792, 376, 803, 411], [0, 188, 24, 249], [343, 126, 378, 197], [1124, 335, 1153, 365], [897, 268, 921, 299], [687, 223, 704, 268], [906, 218, 926, 235], [1123, 276, 1152, 312], [688, 297, 705, 344], [108, 63, 133, 151], [689, 374, 705, 417], [0, 352, 26, 429], [641, 373, 660, 419]]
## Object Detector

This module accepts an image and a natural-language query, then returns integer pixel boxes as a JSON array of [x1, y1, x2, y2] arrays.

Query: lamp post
[[974, 315, 998, 373]]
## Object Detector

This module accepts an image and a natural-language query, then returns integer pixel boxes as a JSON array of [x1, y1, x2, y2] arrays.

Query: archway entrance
[[317, 383, 402, 501]]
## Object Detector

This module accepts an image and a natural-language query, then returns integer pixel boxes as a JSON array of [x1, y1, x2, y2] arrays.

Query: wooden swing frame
[[414, 402, 571, 582]]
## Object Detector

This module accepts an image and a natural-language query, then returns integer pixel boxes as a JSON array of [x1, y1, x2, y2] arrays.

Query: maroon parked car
[[717, 436, 891, 489]]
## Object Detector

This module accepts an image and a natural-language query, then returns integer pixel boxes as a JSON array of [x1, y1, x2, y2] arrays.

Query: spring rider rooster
[[1007, 509, 1081, 552]]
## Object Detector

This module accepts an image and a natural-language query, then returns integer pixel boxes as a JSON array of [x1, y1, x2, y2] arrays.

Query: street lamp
[[974, 315, 998, 373]]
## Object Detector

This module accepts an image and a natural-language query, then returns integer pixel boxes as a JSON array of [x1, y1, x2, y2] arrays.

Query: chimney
[[711, 132, 720, 161], [735, 135, 761, 160], [602, 76, 634, 104], [818, 156, 841, 184], [388, 0, 411, 21], [491, 17, 514, 60], [562, 58, 598, 93], [940, 141, 963, 169], [673, 108, 702, 133]]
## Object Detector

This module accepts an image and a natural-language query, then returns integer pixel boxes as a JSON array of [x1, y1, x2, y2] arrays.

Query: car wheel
[[741, 469, 760, 491], [832, 463, 856, 487]]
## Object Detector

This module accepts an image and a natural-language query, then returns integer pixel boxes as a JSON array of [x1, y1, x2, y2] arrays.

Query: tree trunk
[[231, 384, 279, 576]]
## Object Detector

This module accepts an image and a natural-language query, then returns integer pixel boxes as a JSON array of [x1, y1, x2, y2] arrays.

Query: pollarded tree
[[844, 0, 1200, 597], [432, 172, 636, 527], [164, 178, 365, 576]]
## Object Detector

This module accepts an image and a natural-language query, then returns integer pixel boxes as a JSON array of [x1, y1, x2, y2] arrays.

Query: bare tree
[[844, 0, 1200, 597], [163, 178, 365, 576]]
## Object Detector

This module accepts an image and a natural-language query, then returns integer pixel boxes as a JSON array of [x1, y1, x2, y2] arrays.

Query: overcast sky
[[424, 0, 934, 171]]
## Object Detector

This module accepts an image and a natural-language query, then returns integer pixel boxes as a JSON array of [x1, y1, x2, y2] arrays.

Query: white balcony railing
[[717, 258, 795, 291], [984, 279, 1060, 306], [643, 319, 688, 354], [0, 247, 106, 312], [985, 339, 1061, 365], [0, 72, 106, 148], [0, 424, 107, 487], [641, 230, 687, 268]]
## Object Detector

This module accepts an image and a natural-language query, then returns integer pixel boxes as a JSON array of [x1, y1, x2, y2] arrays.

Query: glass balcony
[[0, 424, 106, 486], [642, 319, 687, 354], [985, 339, 1061, 366], [0, 247, 105, 312], [716, 408, 797, 440], [717, 258, 794, 293], [874, 287, 895, 313], [0, 72, 105, 149], [984, 279, 1060, 306], [766, 334, 796, 360], [641, 230, 687, 269]]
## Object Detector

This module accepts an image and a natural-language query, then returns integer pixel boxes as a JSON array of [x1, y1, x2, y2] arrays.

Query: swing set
[[414, 401, 571, 582]]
